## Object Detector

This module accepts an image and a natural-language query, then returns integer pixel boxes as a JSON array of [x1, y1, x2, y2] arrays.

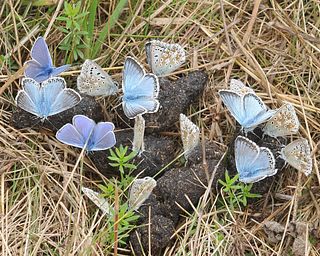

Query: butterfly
[[122, 56, 160, 119], [25, 37, 70, 83], [129, 177, 157, 211], [180, 113, 200, 159], [234, 136, 277, 183], [219, 89, 276, 132], [132, 114, 145, 154], [81, 187, 111, 216], [229, 79, 255, 95], [280, 138, 312, 176], [77, 59, 118, 96], [56, 115, 116, 151], [263, 102, 300, 138], [145, 40, 186, 76], [15, 77, 81, 120]]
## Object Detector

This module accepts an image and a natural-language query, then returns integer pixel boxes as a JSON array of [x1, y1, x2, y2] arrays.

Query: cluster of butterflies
[[16, 36, 186, 152], [14, 36, 186, 212], [218, 79, 312, 183]]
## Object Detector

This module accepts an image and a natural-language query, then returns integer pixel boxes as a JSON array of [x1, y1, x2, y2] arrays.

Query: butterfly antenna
[[45, 118, 59, 131], [28, 116, 42, 129]]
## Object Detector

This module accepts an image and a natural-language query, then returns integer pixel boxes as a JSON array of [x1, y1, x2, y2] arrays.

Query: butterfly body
[[122, 57, 160, 119], [235, 136, 277, 183], [25, 37, 70, 82], [56, 115, 116, 151], [16, 77, 81, 119]]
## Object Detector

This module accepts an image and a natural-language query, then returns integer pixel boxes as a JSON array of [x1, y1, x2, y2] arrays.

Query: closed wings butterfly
[[263, 102, 299, 138], [229, 79, 255, 95], [56, 115, 116, 151], [235, 136, 277, 183], [219, 90, 276, 132], [15, 77, 81, 119], [132, 115, 145, 154], [77, 59, 118, 96], [122, 56, 160, 119], [180, 113, 200, 159], [145, 40, 186, 76], [129, 177, 157, 211], [280, 138, 312, 176], [25, 37, 70, 83], [82, 187, 111, 216]]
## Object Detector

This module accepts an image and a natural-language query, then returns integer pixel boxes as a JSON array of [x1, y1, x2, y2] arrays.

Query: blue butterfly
[[219, 89, 276, 132], [235, 136, 277, 183], [56, 115, 116, 151], [25, 37, 70, 83], [122, 56, 160, 119], [15, 77, 81, 120]]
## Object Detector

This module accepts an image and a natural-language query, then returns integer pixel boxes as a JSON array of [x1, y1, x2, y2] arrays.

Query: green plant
[[57, 1, 89, 62], [108, 145, 137, 180], [218, 170, 261, 208]]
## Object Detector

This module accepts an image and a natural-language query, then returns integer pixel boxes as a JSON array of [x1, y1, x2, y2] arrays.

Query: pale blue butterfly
[[56, 115, 116, 151], [15, 77, 81, 120], [145, 40, 186, 76], [219, 89, 276, 132], [235, 136, 277, 183], [25, 37, 70, 83], [122, 56, 160, 119]]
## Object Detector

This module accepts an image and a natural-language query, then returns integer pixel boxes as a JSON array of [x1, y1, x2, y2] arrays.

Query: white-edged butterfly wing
[[145, 40, 186, 76], [180, 113, 200, 159], [129, 177, 157, 211], [77, 59, 118, 96]]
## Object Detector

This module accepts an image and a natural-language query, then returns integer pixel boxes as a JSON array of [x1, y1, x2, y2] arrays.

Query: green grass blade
[[84, 0, 99, 58], [92, 0, 128, 58]]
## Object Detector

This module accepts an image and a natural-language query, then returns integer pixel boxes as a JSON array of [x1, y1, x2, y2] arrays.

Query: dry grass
[[1, 0, 320, 255]]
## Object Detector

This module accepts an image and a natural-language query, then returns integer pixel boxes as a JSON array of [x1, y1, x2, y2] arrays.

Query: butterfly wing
[[229, 79, 254, 95], [242, 93, 274, 129], [24, 60, 52, 83], [129, 177, 157, 211], [263, 102, 300, 137], [219, 90, 245, 125], [241, 147, 277, 183], [24, 37, 54, 83], [50, 65, 71, 77], [281, 139, 312, 175], [81, 187, 111, 215], [41, 77, 81, 117], [235, 136, 259, 181], [72, 115, 96, 139], [56, 123, 86, 149], [122, 57, 159, 118], [235, 136, 276, 183], [89, 122, 116, 151], [145, 40, 186, 76], [77, 60, 118, 96], [180, 113, 200, 158], [132, 115, 146, 153], [15, 78, 42, 117], [30, 37, 53, 67]]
